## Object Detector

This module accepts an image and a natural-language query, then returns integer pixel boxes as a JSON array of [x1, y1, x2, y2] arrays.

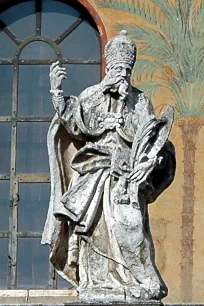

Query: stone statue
[[42, 30, 176, 302]]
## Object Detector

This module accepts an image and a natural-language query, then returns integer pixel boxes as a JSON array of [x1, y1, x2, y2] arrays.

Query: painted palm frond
[[176, 82, 204, 117], [116, 24, 182, 81], [150, 0, 180, 25], [132, 59, 183, 104], [98, 0, 184, 42], [136, 80, 163, 99], [97, 0, 165, 31], [98, 0, 204, 118], [191, 1, 204, 35], [132, 59, 161, 81]]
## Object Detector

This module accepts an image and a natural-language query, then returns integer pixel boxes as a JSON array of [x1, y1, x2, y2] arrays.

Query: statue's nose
[[121, 69, 127, 77]]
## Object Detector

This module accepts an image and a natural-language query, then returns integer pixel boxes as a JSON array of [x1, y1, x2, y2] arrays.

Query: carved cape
[[42, 84, 176, 291]]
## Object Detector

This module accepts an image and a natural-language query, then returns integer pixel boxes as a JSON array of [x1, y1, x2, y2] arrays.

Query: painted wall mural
[[91, 0, 204, 303]]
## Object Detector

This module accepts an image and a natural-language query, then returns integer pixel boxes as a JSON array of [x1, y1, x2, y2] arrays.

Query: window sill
[[0, 289, 77, 304]]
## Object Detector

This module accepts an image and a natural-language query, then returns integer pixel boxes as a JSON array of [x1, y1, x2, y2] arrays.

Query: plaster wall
[[0, 0, 202, 304], [84, 0, 204, 304]]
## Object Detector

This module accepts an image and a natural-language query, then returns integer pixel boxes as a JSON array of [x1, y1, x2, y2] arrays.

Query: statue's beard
[[117, 80, 129, 101], [103, 76, 129, 101]]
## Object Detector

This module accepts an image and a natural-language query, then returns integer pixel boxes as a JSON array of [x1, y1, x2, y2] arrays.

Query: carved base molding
[[1, 304, 204, 306], [64, 301, 163, 306], [76, 288, 164, 304]]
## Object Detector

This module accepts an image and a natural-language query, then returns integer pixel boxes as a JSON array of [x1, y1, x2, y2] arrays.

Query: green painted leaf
[[97, 0, 204, 118]]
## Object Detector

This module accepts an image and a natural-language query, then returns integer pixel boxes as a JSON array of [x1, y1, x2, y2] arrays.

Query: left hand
[[127, 157, 157, 183]]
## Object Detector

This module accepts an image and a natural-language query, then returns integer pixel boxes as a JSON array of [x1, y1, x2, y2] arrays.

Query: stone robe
[[42, 83, 176, 300]]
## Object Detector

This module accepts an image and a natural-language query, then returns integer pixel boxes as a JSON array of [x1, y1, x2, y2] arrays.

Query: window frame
[[0, 0, 102, 289]]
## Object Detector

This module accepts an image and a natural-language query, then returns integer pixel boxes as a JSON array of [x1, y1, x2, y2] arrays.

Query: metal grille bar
[[0, 59, 101, 65], [0, 19, 22, 45], [55, 17, 84, 45], [36, 0, 42, 37]]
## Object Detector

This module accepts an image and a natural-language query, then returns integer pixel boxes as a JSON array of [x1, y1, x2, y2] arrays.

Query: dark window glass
[[0, 30, 16, 58], [0, 66, 12, 116], [20, 42, 56, 59], [0, 123, 11, 173], [16, 122, 50, 173], [19, 183, 50, 232], [60, 20, 100, 60], [18, 65, 54, 116], [63, 64, 101, 96], [57, 274, 72, 289], [0, 181, 9, 231], [0, 239, 8, 288], [0, 1, 35, 40], [17, 238, 49, 288], [0, 0, 101, 290], [42, 0, 80, 39]]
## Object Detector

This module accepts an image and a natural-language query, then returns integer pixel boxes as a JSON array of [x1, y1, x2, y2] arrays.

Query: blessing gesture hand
[[49, 61, 66, 90]]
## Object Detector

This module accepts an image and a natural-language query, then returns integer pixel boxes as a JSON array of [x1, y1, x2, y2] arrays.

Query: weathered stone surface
[[42, 30, 176, 302], [77, 289, 126, 302], [2, 303, 204, 306], [2, 304, 204, 306], [64, 301, 163, 306]]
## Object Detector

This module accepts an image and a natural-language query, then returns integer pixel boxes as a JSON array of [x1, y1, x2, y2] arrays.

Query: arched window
[[0, 0, 101, 289]]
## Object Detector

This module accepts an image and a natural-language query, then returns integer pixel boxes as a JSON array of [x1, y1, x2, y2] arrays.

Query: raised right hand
[[49, 61, 66, 90]]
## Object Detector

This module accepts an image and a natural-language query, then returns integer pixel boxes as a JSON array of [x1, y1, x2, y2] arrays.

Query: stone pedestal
[[74, 288, 164, 304], [64, 301, 163, 306]]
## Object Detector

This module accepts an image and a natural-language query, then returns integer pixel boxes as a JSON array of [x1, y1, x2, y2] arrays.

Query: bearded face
[[102, 63, 132, 101]]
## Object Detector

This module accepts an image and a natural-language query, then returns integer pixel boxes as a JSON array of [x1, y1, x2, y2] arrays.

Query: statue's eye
[[115, 67, 123, 72]]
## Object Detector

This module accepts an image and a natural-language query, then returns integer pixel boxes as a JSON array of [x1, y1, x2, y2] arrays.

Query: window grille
[[0, 0, 101, 289]]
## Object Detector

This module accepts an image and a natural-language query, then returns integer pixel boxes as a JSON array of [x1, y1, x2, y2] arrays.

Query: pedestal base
[[64, 301, 163, 306], [75, 288, 163, 304]]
